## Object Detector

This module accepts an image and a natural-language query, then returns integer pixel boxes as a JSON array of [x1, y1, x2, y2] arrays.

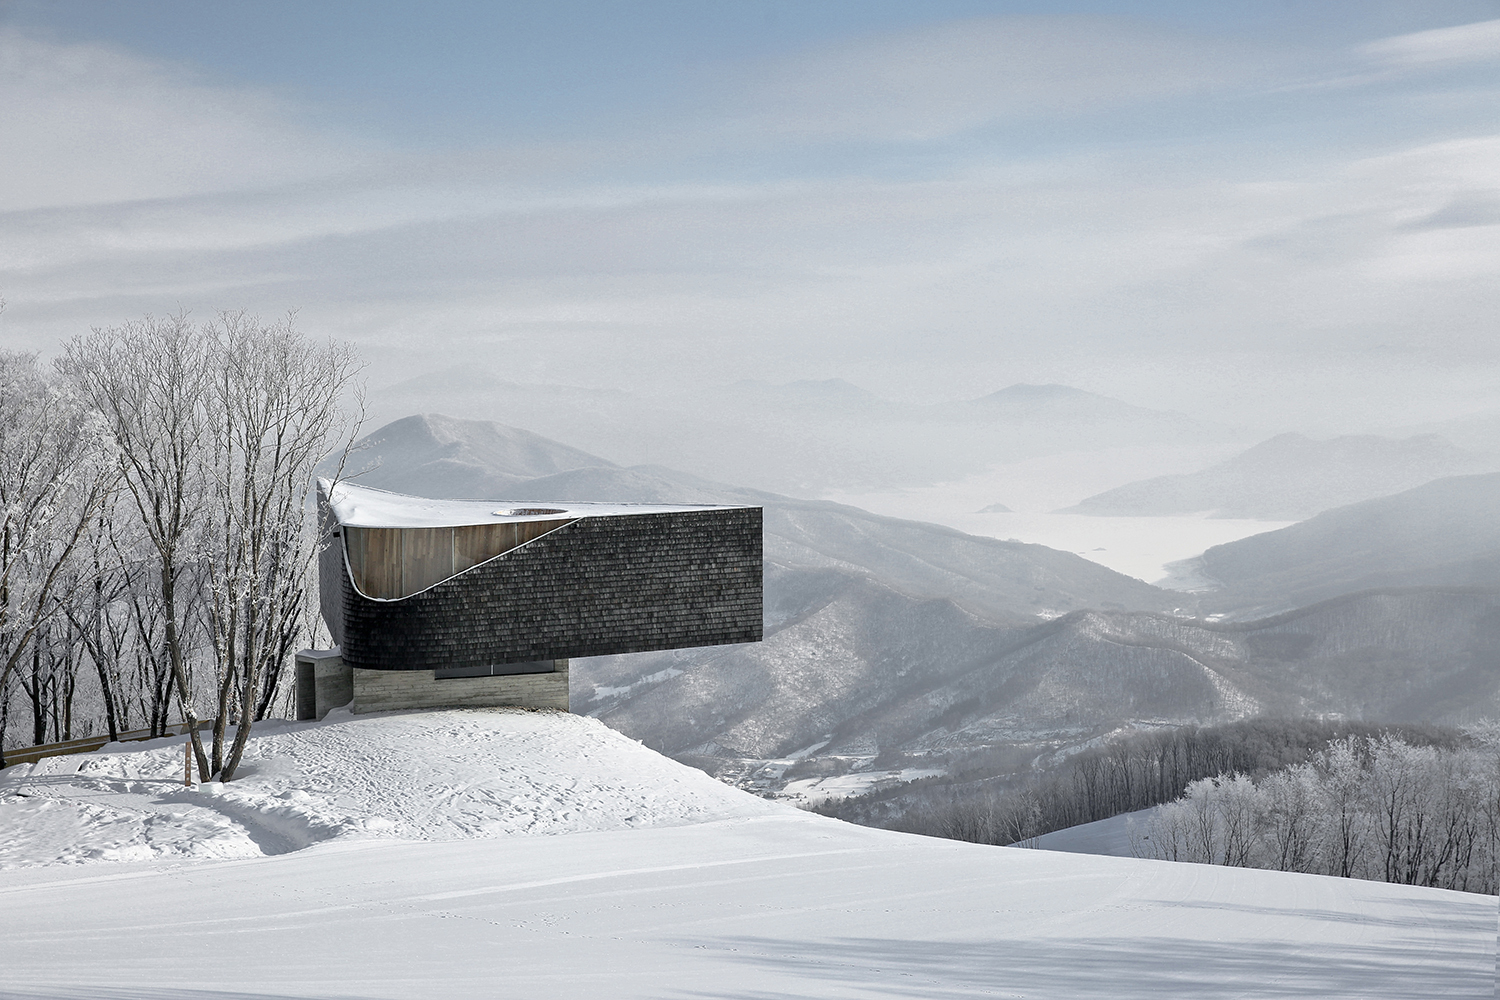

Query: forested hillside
[[814, 719, 1497, 894]]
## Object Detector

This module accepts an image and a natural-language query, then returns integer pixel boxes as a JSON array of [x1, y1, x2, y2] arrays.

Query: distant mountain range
[[1064, 432, 1487, 520], [1189, 472, 1500, 615], [367, 373, 1243, 495], [596, 587, 1500, 776], [334, 414, 1500, 795], [340, 414, 1180, 627], [1394, 407, 1500, 463]]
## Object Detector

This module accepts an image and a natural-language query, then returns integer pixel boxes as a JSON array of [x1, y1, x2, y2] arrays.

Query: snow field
[[0, 708, 1493, 999], [0, 708, 783, 869]]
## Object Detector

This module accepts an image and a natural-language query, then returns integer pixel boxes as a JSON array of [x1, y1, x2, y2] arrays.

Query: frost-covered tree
[[1259, 763, 1321, 873], [60, 316, 218, 778], [1314, 736, 1368, 879], [0, 351, 115, 763], [200, 311, 361, 781], [1135, 732, 1497, 893], [59, 313, 362, 781]]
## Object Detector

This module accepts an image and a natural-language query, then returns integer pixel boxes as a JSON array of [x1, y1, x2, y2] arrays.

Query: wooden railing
[[2, 721, 212, 767]]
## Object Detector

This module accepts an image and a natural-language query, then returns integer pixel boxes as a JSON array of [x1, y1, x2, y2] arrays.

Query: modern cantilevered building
[[296, 480, 762, 719]]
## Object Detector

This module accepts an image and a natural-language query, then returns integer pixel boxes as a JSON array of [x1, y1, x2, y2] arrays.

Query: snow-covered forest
[[0, 314, 361, 781], [1136, 731, 1498, 894], [816, 719, 1499, 894]]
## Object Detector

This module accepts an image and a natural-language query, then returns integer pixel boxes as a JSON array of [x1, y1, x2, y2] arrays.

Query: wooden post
[[184, 737, 193, 787]]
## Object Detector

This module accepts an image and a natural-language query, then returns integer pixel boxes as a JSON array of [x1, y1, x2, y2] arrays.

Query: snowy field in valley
[[0, 709, 1493, 999]]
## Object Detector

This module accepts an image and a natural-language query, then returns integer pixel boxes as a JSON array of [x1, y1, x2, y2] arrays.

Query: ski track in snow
[[0, 708, 782, 869]]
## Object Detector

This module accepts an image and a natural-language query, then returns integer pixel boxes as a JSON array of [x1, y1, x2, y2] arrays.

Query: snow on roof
[[320, 479, 751, 529]]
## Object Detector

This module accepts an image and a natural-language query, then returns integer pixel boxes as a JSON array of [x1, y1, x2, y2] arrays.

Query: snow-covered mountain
[[332, 415, 1500, 799], [589, 585, 1500, 788], [1191, 472, 1500, 614], [1064, 432, 1486, 520], [1, 709, 1489, 999], [366, 374, 1240, 495], [336, 412, 616, 498]]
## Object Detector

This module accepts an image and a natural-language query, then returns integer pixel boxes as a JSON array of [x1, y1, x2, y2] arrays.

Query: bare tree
[[62, 504, 142, 742], [201, 311, 361, 781], [60, 313, 362, 781], [59, 316, 219, 777], [0, 352, 115, 764], [1260, 763, 1321, 873]]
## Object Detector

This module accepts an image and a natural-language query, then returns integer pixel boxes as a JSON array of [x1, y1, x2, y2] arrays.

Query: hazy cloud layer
[[0, 28, 359, 213], [1362, 17, 1500, 68], [1, 12, 1497, 432]]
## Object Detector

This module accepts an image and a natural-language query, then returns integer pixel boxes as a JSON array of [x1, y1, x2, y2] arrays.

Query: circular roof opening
[[493, 507, 568, 517]]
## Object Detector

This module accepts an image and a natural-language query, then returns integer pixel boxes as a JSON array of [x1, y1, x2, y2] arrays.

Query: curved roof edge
[[318, 478, 755, 529]]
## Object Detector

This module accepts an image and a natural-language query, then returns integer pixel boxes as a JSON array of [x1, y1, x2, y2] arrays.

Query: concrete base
[[294, 648, 351, 721], [352, 661, 569, 714]]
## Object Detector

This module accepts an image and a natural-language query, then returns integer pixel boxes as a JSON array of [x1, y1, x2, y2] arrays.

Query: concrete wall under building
[[295, 648, 353, 721], [295, 649, 568, 718], [351, 662, 568, 714]]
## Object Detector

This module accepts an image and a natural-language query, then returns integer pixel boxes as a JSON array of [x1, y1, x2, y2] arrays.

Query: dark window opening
[[434, 661, 555, 679]]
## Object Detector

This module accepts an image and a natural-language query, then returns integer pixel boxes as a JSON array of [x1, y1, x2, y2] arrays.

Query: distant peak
[[1002, 383, 1079, 394], [723, 377, 887, 406], [975, 383, 1094, 402]]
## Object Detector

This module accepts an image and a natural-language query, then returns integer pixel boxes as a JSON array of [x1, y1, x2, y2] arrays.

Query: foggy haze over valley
[[2, 3, 1498, 996]]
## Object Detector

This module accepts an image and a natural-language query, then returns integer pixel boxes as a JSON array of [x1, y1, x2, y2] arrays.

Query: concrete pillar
[[294, 648, 351, 720]]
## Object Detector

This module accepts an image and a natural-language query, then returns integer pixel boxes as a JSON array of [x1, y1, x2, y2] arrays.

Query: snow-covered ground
[[778, 765, 945, 805], [0, 709, 778, 868], [1, 709, 1493, 999], [1032, 807, 1156, 858]]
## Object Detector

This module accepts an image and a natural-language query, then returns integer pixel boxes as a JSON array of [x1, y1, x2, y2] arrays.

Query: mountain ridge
[[1063, 431, 1486, 520], [1193, 471, 1500, 614]]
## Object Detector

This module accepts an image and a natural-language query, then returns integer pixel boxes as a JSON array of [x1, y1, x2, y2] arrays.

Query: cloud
[[0, 28, 361, 212], [1362, 18, 1500, 69], [1, 14, 1497, 433], [725, 15, 1247, 142]]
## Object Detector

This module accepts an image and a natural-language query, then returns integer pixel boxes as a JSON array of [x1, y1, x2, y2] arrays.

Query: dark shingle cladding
[[338, 507, 762, 672]]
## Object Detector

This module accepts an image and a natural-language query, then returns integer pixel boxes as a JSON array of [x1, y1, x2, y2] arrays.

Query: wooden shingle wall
[[338, 507, 762, 672]]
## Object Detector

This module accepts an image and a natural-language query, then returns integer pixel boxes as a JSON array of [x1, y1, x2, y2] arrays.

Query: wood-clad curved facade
[[316, 482, 763, 678], [342, 519, 574, 599]]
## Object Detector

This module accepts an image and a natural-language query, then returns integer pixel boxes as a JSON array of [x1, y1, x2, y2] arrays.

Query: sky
[[1, 1, 1498, 433]]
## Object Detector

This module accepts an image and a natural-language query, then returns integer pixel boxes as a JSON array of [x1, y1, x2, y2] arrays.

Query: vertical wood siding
[[343, 519, 573, 599]]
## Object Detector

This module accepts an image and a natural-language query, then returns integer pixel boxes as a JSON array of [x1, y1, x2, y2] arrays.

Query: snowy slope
[[0, 709, 1493, 999], [0, 709, 780, 869], [1032, 807, 1157, 858]]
